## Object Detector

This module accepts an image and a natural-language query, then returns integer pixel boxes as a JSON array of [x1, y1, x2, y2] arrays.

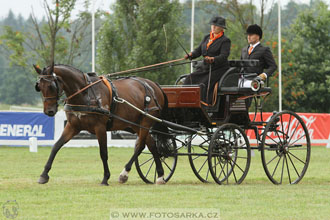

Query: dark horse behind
[[34, 64, 168, 185]]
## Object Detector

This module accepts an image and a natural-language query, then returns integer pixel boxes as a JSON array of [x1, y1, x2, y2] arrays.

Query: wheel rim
[[135, 139, 178, 184], [261, 111, 311, 184], [208, 124, 251, 185], [188, 133, 212, 183]]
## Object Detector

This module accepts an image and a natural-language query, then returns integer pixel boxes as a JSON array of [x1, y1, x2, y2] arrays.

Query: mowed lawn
[[0, 145, 330, 220]]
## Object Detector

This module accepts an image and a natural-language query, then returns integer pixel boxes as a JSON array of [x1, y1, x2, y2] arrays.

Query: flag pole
[[92, 0, 95, 72], [278, 0, 282, 111], [190, 0, 195, 72]]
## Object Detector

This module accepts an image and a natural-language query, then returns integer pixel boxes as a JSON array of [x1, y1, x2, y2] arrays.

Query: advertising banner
[[247, 112, 330, 145], [0, 112, 54, 140]]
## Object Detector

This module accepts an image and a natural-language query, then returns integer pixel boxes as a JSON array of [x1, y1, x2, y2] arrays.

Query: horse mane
[[53, 64, 85, 75]]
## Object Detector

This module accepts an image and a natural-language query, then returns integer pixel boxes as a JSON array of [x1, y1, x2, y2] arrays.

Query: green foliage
[[0, 0, 92, 69], [97, 0, 184, 84], [281, 1, 330, 113]]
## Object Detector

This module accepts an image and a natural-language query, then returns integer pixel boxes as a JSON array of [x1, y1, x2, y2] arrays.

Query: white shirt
[[249, 41, 260, 54]]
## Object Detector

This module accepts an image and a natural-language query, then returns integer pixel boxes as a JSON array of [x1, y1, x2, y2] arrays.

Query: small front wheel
[[208, 124, 251, 185]]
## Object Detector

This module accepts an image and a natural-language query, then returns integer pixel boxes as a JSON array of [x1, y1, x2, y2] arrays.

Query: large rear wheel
[[208, 124, 251, 185], [261, 111, 311, 184]]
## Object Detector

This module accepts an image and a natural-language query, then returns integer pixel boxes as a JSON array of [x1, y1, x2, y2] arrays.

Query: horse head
[[33, 64, 63, 117]]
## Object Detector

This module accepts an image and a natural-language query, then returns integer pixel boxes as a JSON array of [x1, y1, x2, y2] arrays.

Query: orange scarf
[[206, 31, 224, 50]]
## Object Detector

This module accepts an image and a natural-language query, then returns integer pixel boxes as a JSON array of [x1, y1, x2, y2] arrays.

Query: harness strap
[[130, 77, 162, 111], [65, 78, 103, 102], [100, 76, 113, 103], [63, 104, 173, 137]]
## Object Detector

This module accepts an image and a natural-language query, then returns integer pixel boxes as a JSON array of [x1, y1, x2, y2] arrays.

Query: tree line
[[0, 0, 329, 113]]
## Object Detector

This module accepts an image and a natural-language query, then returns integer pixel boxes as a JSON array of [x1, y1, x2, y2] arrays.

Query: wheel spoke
[[145, 160, 155, 178], [275, 129, 284, 146], [289, 134, 306, 146], [266, 134, 281, 145], [197, 157, 208, 174], [226, 160, 229, 184], [285, 154, 292, 184], [216, 156, 225, 180], [288, 121, 300, 144], [198, 145, 209, 152], [139, 157, 154, 167], [287, 153, 300, 178], [266, 154, 280, 166], [162, 159, 173, 171], [230, 161, 238, 183], [192, 153, 207, 161], [288, 151, 306, 165], [280, 154, 285, 184], [271, 154, 282, 178], [231, 158, 245, 173], [205, 166, 210, 181]]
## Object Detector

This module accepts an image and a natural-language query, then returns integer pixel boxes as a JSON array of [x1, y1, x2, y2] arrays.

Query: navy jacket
[[241, 43, 277, 77]]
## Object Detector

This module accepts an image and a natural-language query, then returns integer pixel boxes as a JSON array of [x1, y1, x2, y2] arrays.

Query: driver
[[183, 16, 231, 104]]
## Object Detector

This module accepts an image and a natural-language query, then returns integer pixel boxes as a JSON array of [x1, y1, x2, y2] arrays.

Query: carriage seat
[[217, 60, 271, 99]]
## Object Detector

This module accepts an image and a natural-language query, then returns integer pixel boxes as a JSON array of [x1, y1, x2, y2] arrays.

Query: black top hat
[[209, 16, 226, 29], [246, 24, 263, 39]]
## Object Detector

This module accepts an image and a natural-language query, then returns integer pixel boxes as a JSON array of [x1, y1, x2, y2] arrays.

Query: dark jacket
[[184, 33, 231, 103], [191, 34, 231, 70], [241, 43, 277, 77]]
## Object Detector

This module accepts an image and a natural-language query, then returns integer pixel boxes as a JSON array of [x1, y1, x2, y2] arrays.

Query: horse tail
[[155, 82, 168, 119], [151, 83, 169, 137]]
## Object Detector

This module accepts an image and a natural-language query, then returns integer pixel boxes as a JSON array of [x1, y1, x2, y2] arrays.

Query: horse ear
[[33, 64, 42, 75], [48, 61, 54, 75]]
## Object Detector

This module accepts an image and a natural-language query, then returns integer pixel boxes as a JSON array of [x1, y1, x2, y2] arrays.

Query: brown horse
[[34, 64, 167, 185]]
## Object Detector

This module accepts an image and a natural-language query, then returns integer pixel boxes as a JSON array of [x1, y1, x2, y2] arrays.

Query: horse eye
[[35, 83, 40, 92]]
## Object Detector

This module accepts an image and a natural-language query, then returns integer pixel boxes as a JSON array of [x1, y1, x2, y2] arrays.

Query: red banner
[[246, 112, 330, 146]]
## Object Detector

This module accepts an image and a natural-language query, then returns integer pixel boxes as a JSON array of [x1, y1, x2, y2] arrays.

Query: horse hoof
[[156, 176, 166, 185], [118, 175, 128, 184], [38, 175, 49, 184], [118, 168, 129, 184], [100, 182, 109, 186]]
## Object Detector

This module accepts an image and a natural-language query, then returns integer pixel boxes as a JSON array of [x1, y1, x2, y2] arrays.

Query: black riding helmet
[[246, 24, 263, 39]]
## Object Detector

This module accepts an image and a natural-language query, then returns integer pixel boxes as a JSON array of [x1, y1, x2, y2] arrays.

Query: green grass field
[[0, 146, 329, 220]]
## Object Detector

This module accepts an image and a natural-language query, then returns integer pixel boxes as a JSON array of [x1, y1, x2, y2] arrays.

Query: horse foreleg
[[119, 136, 145, 184], [39, 123, 78, 184], [95, 125, 110, 186]]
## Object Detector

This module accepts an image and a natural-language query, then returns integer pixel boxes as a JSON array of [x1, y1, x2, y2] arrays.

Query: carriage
[[34, 59, 310, 186], [135, 60, 311, 185]]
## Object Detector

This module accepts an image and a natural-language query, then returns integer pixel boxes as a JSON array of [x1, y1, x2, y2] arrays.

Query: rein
[[107, 58, 187, 77], [64, 78, 103, 102]]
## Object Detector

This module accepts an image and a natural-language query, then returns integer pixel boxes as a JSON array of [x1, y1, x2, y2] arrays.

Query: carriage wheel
[[188, 133, 212, 183], [261, 111, 311, 184], [208, 124, 251, 185], [135, 138, 178, 184]]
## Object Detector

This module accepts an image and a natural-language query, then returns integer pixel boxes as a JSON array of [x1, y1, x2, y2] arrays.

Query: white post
[[29, 137, 38, 152], [92, 0, 95, 72], [190, 0, 195, 72], [278, 0, 282, 112], [326, 133, 330, 148]]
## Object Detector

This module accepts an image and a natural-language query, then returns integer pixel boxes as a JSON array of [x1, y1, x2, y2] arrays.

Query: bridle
[[35, 74, 63, 104]]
